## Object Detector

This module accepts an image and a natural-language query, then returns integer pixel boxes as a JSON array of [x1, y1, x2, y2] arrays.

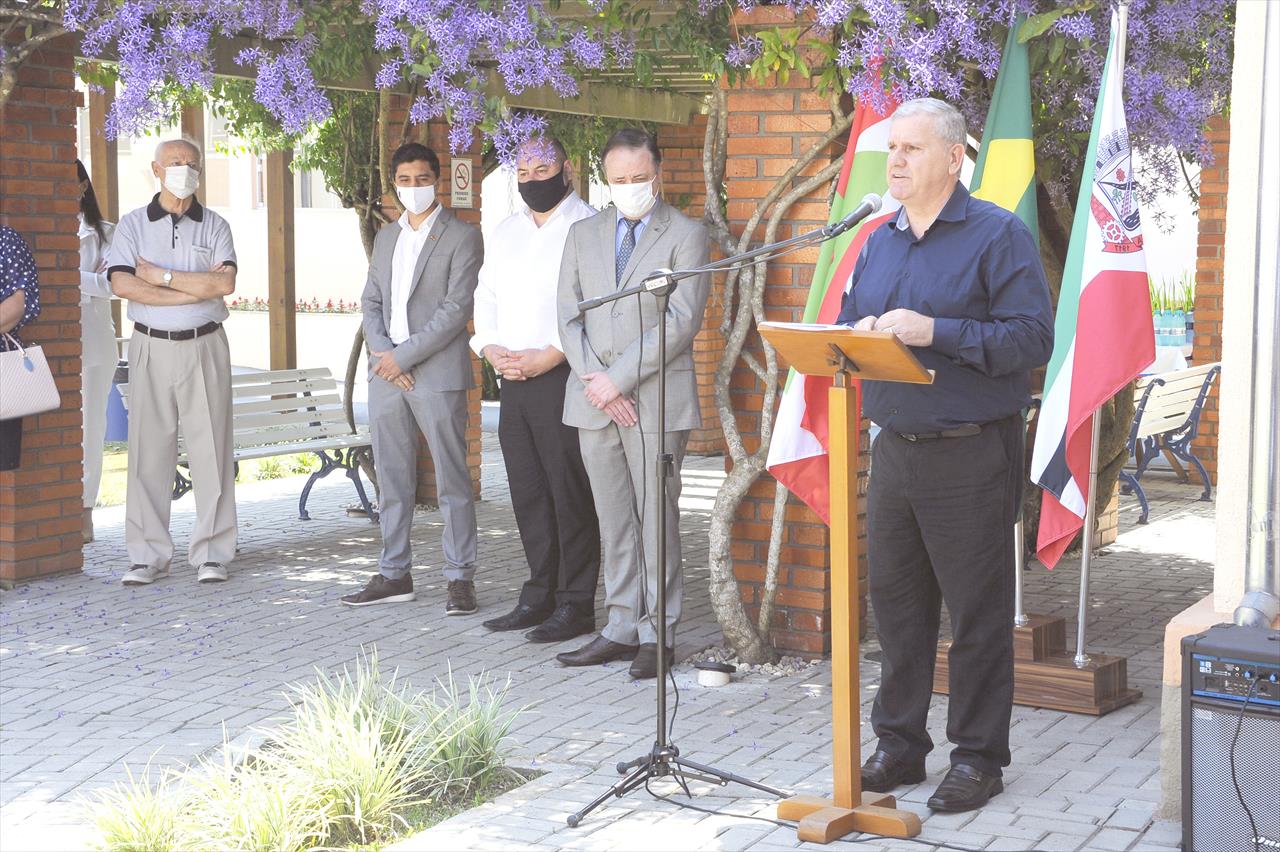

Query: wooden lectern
[[758, 322, 932, 844]]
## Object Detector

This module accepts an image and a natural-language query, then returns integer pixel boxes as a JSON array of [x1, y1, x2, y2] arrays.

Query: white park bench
[[120, 367, 377, 522], [1120, 362, 1220, 524]]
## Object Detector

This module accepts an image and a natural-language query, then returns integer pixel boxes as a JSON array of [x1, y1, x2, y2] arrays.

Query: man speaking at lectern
[[836, 98, 1053, 812]]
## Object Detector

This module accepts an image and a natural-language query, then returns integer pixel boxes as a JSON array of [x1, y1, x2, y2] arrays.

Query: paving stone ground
[[0, 434, 1212, 852]]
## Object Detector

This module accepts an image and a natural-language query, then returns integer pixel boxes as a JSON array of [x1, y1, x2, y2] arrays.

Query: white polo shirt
[[106, 195, 236, 331]]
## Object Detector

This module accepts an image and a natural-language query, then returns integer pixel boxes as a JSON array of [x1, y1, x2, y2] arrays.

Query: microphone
[[823, 193, 883, 238]]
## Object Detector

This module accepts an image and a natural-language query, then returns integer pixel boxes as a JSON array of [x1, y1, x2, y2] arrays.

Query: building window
[[299, 169, 314, 208], [253, 155, 265, 208]]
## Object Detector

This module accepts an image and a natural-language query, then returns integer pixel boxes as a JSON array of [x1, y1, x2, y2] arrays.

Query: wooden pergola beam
[[492, 78, 708, 125], [82, 37, 708, 125], [265, 149, 296, 370], [87, 76, 123, 337], [181, 103, 205, 204]]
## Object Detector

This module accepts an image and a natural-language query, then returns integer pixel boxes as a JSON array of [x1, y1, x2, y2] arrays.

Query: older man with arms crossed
[[107, 138, 238, 586], [555, 128, 710, 680], [835, 98, 1053, 811], [473, 137, 601, 643]]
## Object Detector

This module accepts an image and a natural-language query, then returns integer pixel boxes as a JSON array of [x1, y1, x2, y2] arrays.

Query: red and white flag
[[1030, 8, 1155, 568]]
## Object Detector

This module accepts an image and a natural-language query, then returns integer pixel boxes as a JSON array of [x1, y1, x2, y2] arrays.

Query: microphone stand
[[568, 204, 879, 828]]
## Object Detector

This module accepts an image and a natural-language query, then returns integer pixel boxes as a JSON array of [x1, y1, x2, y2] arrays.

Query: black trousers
[[498, 362, 601, 609], [0, 417, 22, 471], [866, 414, 1021, 777]]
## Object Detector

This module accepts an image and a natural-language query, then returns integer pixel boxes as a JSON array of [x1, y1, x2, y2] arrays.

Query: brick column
[[1190, 114, 1227, 486], [656, 115, 724, 456], [721, 72, 866, 656], [0, 37, 85, 582]]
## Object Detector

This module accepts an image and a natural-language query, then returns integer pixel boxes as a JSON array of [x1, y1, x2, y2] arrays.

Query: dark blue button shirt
[[836, 184, 1053, 433]]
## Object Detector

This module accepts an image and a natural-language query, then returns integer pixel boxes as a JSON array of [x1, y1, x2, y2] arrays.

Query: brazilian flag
[[971, 16, 1038, 237]]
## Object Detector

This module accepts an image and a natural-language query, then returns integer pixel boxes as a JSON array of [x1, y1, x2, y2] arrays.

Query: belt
[[134, 321, 221, 341], [895, 423, 983, 442]]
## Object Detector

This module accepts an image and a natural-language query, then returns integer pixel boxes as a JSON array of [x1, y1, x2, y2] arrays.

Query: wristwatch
[[162, 270, 173, 288]]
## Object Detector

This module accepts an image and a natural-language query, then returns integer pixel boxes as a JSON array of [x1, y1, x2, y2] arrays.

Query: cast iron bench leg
[[1119, 470, 1149, 524]]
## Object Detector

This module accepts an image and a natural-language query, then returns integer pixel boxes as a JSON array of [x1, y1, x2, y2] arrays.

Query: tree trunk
[[702, 87, 853, 664]]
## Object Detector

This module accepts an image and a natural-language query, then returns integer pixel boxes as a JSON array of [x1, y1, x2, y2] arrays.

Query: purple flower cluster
[[491, 112, 551, 165], [67, 0, 323, 139], [237, 36, 332, 135], [717, 0, 1232, 202], [726, 34, 764, 68], [363, 0, 613, 153]]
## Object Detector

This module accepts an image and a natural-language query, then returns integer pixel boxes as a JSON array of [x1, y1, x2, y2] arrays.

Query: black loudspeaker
[[1182, 624, 1280, 852]]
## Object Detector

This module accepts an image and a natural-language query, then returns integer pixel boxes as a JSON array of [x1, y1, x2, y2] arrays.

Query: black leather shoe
[[555, 634, 639, 667], [483, 603, 550, 632], [926, 764, 1003, 812], [525, 603, 595, 643], [860, 749, 927, 793], [446, 580, 478, 615], [628, 643, 674, 680]]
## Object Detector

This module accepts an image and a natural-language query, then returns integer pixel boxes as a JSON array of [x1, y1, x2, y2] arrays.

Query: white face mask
[[610, 179, 657, 220], [396, 184, 436, 216], [162, 165, 200, 200]]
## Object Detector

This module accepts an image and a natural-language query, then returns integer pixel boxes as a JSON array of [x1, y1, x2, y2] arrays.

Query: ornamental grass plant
[[86, 651, 523, 852]]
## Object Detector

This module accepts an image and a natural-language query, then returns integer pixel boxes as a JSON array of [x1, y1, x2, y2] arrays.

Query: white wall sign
[[451, 158, 473, 208]]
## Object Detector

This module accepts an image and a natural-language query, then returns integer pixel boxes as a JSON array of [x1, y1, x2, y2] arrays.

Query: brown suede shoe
[[446, 580, 478, 615], [341, 574, 415, 606]]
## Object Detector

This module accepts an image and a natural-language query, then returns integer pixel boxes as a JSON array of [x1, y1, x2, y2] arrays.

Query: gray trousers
[[369, 378, 476, 580], [578, 423, 688, 646], [125, 327, 236, 569]]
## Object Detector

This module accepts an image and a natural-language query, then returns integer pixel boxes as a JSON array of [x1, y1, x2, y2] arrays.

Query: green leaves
[[1018, 0, 1096, 43], [751, 27, 806, 87]]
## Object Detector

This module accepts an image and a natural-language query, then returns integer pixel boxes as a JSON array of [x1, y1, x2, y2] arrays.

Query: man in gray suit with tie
[[555, 129, 710, 679], [343, 143, 483, 615]]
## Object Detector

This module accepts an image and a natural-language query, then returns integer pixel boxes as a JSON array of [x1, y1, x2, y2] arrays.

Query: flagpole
[[1074, 0, 1131, 669], [1014, 518, 1029, 626], [1073, 414, 1102, 666]]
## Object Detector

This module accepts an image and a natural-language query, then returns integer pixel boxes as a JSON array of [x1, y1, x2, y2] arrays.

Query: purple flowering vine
[[718, 0, 1233, 204]]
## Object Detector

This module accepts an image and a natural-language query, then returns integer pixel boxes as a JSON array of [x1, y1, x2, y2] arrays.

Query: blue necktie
[[616, 219, 640, 284]]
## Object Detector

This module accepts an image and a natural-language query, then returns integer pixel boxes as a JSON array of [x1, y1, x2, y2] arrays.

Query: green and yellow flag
[[970, 17, 1038, 237]]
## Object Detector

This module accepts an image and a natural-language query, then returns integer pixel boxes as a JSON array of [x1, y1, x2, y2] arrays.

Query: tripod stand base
[[567, 743, 789, 829], [777, 793, 922, 843]]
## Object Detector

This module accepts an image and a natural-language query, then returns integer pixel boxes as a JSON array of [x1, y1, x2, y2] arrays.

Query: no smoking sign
[[451, 158, 473, 208]]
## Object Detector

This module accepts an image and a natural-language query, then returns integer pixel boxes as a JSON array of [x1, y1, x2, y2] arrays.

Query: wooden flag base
[[933, 613, 1142, 716], [778, 793, 923, 844]]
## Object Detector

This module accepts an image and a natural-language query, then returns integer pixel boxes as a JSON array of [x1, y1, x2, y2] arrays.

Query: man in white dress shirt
[[344, 143, 483, 615], [473, 137, 601, 644]]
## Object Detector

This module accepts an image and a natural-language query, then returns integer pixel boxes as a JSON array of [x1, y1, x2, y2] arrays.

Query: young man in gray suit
[[343, 143, 484, 614], [555, 129, 711, 679]]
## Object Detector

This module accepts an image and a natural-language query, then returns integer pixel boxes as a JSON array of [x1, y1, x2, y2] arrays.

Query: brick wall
[[0, 36, 85, 583], [656, 115, 725, 456], [720, 69, 867, 656], [1191, 114, 1227, 485]]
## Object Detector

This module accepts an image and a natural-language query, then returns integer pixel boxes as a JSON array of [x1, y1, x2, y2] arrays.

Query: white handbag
[[0, 333, 60, 420]]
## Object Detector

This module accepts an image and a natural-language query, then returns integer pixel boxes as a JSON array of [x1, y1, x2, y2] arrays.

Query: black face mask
[[518, 169, 570, 213]]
